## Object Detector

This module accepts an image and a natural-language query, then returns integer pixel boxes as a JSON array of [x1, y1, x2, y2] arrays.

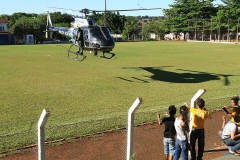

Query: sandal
[[229, 150, 240, 156]]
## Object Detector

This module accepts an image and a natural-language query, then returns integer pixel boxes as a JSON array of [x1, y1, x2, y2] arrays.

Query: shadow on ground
[[120, 66, 233, 85]]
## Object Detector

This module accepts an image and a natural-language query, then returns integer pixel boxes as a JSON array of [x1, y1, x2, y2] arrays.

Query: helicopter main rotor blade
[[45, 6, 83, 13], [93, 8, 163, 12], [45, 6, 163, 13]]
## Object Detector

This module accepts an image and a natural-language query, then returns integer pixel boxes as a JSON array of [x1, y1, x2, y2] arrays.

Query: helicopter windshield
[[90, 26, 112, 40]]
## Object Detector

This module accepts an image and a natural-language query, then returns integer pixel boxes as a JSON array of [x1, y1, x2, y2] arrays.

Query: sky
[[0, 0, 223, 17]]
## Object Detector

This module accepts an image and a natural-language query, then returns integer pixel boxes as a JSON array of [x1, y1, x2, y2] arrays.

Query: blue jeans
[[190, 129, 204, 160], [173, 138, 188, 160], [163, 137, 175, 155], [218, 131, 232, 151], [223, 138, 240, 152]]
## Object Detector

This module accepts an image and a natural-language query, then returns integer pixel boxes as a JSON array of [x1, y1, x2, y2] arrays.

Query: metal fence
[[183, 18, 239, 42], [141, 18, 240, 42]]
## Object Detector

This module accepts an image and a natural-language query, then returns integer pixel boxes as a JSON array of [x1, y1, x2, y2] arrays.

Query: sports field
[[0, 41, 240, 151]]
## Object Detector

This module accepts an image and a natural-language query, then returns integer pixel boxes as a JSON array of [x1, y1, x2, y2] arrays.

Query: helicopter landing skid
[[67, 44, 86, 62], [101, 51, 115, 59]]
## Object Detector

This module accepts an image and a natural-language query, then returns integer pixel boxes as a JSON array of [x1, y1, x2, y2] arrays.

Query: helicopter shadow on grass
[[117, 66, 233, 85]]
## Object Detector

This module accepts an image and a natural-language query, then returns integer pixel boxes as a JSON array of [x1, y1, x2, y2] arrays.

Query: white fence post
[[190, 89, 206, 108], [38, 109, 50, 160], [126, 98, 143, 160]]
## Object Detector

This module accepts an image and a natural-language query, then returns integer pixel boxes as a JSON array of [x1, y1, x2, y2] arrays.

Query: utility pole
[[202, 19, 204, 42], [237, 18, 239, 43], [195, 18, 197, 41], [210, 18, 212, 41], [104, 0, 107, 26], [218, 18, 220, 42], [227, 18, 230, 42]]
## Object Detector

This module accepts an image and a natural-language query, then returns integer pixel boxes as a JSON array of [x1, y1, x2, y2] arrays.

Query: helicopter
[[45, 7, 163, 61], [45, 9, 115, 61]]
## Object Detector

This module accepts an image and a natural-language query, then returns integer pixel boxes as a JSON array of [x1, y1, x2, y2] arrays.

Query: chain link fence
[[0, 95, 235, 159]]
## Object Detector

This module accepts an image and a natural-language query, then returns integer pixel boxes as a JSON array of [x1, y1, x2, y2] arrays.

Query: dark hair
[[196, 98, 205, 109], [234, 116, 240, 123], [168, 105, 177, 116], [231, 95, 239, 105], [180, 105, 190, 132]]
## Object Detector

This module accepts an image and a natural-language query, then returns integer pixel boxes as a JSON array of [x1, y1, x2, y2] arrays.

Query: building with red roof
[[0, 18, 15, 44]]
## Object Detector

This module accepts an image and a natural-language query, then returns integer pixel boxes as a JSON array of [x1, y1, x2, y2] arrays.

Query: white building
[[0, 18, 15, 44], [0, 18, 8, 32]]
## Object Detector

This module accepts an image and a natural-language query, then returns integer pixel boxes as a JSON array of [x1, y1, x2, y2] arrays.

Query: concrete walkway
[[180, 154, 239, 160], [179, 145, 240, 160], [210, 146, 240, 160], [213, 154, 240, 160]]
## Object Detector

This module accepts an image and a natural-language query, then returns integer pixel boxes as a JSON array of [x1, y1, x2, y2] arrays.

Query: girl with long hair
[[227, 95, 240, 123], [173, 105, 190, 160]]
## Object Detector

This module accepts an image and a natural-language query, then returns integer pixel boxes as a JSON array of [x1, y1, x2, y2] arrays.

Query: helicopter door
[[84, 30, 89, 47]]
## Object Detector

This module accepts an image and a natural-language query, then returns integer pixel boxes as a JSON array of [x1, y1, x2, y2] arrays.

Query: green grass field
[[1, 41, 240, 150]]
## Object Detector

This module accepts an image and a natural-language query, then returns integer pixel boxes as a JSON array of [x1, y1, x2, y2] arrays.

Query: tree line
[[0, 0, 239, 42]]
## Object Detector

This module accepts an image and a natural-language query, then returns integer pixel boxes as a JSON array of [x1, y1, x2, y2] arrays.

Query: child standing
[[173, 105, 190, 160], [157, 105, 177, 160], [185, 98, 211, 160]]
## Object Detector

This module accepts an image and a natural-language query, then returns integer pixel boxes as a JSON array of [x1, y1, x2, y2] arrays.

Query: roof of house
[[0, 18, 8, 23], [0, 32, 9, 35]]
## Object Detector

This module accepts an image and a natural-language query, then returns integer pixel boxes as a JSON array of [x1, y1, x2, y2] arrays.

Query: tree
[[141, 19, 165, 40], [11, 16, 29, 39], [122, 16, 141, 40], [9, 12, 74, 43], [218, 0, 240, 32], [27, 14, 48, 43], [49, 12, 73, 27], [90, 12, 126, 34], [202, 0, 240, 41], [162, 0, 218, 35]]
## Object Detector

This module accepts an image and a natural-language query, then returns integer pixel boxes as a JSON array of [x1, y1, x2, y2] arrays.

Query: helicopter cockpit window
[[88, 20, 94, 26], [100, 27, 111, 36], [84, 30, 89, 41], [90, 27, 112, 40]]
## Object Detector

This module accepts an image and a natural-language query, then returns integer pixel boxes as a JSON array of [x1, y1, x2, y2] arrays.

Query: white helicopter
[[45, 7, 163, 61], [45, 9, 116, 61]]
